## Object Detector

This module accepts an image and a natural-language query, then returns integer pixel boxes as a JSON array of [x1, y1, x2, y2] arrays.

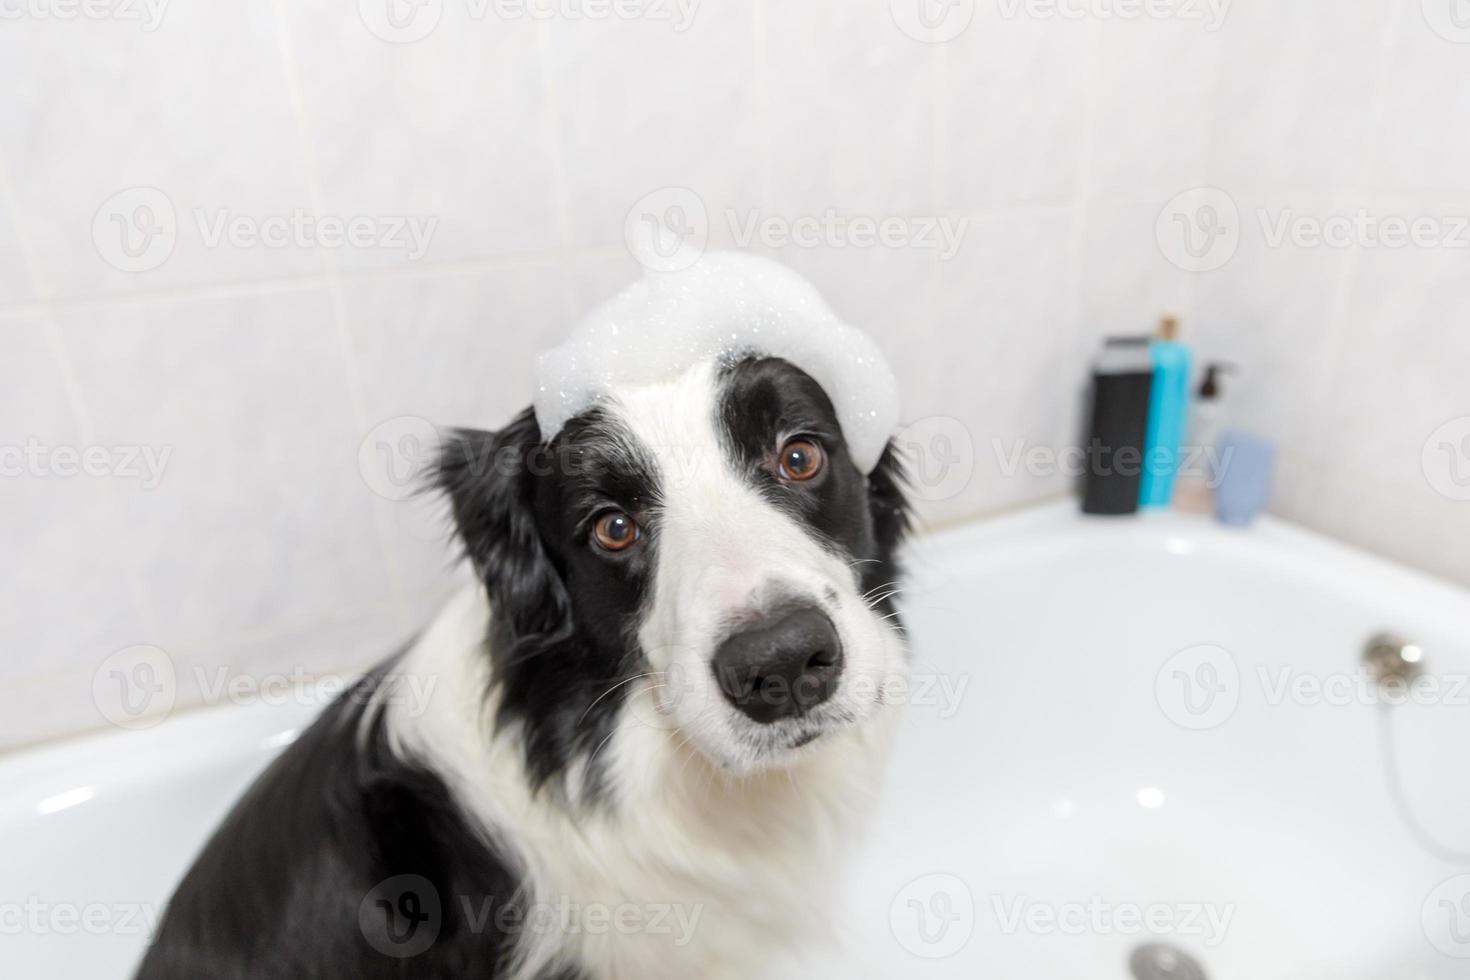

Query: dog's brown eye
[[592, 511, 640, 551], [778, 438, 824, 482]]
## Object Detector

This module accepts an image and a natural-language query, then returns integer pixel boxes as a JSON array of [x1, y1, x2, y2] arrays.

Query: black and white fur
[[137, 355, 911, 980]]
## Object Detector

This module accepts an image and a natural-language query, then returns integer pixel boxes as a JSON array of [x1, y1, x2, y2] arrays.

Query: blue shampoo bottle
[[1139, 316, 1193, 508]]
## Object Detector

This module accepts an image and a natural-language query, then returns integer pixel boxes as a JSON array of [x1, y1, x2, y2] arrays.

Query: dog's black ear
[[867, 437, 913, 555], [434, 410, 570, 640]]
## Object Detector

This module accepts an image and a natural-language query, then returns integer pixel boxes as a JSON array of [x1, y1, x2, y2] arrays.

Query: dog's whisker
[[673, 732, 703, 784], [576, 671, 665, 727], [863, 589, 904, 610], [859, 579, 902, 600], [584, 726, 623, 771]]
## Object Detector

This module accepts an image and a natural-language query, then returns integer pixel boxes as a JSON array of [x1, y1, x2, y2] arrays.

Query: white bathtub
[[4, 502, 1469, 979]]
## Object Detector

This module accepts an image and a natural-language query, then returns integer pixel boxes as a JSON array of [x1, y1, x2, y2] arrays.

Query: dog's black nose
[[712, 607, 843, 723]]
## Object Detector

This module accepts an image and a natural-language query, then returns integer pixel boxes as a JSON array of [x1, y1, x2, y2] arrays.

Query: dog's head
[[438, 355, 909, 789]]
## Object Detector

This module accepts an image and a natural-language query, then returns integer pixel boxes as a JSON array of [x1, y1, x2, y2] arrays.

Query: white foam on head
[[534, 253, 900, 473]]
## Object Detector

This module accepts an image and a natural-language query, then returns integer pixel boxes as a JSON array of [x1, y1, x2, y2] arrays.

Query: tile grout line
[[1061, 16, 1102, 356], [534, 20, 576, 266], [0, 195, 1088, 325], [751, 0, 774, 213], [1308, 2, 1405, 450], [928, 35, 946, 215], [267, 0, 410, 616], [0, 145, 163, 637], [0, 148, 48, 305], [0, 146, 86, 435], [0, 245, 594, 320], [1184, 16, 1229, 326]]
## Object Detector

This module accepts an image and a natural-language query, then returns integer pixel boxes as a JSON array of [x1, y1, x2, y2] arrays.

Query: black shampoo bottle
[[1081, 337, 1154, 515]]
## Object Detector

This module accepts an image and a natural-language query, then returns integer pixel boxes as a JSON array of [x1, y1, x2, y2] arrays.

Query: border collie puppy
[[137, 268, 910, 980]]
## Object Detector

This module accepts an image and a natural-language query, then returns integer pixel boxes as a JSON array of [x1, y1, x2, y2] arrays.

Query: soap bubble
[[534, 253, 900, 474]]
